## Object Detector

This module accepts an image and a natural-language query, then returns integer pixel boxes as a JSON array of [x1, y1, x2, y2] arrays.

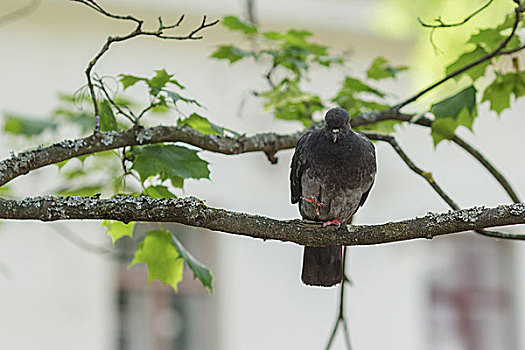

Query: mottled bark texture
[[0, 109, 412, 187], [1, 195, 524, 246]]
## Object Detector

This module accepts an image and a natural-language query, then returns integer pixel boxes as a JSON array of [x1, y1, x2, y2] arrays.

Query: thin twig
[[94, 77, 137, 124], [50, 223, 118, 257], [368, 133, 460, 210], [382, 114, 521, 203], [137, 102, 164, 121], [452, 136, 520, 203], [71, 0, 218, 133], [418, 0, 493, 28], [395, 7, 521, 110], [325, 246, 352, 350], [367, 133, 524, 240]]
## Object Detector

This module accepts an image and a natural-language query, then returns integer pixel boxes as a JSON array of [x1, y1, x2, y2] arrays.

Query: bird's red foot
[[322, 219, 341, 227], [301, 196, 324, 216]]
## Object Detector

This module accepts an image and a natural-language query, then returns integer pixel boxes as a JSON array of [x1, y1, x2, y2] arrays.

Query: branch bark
[[0, 110, 411, 187], [1, 195, 525, 246]]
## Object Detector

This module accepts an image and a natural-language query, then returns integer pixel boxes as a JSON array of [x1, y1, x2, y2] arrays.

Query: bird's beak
[[331, 129, 340, 143]]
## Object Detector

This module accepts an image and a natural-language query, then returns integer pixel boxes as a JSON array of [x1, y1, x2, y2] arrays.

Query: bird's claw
[[322, 219, 341, 228], [301, 196, 324, 216]]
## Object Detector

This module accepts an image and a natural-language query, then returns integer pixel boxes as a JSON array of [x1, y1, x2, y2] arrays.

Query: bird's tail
[[301, 245, 343, 287]]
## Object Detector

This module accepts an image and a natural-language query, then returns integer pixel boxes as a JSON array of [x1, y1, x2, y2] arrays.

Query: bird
[[290, 107, 377, 287]]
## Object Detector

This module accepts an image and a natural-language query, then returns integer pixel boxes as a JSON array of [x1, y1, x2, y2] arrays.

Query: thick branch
[[1, 108, 520, 209], [0, 110, 410, 187], [0, 125, 300, 187], [1, 196, 525, 246]]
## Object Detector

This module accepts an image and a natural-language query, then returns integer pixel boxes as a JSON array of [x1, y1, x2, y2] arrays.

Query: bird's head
[[324, 107, 350, 143]]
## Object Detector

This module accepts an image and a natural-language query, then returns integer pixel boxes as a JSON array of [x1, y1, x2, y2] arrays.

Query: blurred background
[[1, 0, 525, 349]]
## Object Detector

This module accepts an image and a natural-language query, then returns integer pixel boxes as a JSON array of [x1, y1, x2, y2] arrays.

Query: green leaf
[[119, 74, 146, 90], [222, 15, 257, 35], [55, 155, 91, 170], [430, 86, 477, 145], [211, 45, 253, 64], [332, 76, 389, 116], [131, 145, 210, 188], [482, 73, 525, 115], [431, 86, 477, 121], [130, 230, 184, 292], [469, 28, 505, 51], [147, 69, 174, 95], [171, 234, 213, 292], [262, 31, 284, 40], [0, 186, 11, 198], [468, 17, 521, 52], [103, 220, 135, 244], [143, 185, 177, 199], [431, 118, 457, 145], [3, 114, 57, 136], [283, 29, 312, 47], [168, 78, 185, 90], [165, 91, 202, 107], [354, 120, 401, 134], [315, 55, 344, 67], [98, 100, 118, 132], [177, 113, 224, 135], [366, 56, 408, 80], [445, 46, 490, 82], [260, 81, 323, 126], [340, 77, 386, 97]]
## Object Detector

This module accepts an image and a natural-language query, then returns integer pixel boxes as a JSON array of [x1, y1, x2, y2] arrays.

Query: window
[[427, 235, 516, 350], [115, 224, 217, 350]]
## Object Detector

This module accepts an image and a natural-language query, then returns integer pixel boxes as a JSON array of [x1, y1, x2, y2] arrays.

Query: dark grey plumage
[[290, 107, 376, 287]]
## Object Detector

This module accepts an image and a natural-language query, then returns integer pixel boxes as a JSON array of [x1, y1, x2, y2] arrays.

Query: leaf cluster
[[211, 16, 407, 129]]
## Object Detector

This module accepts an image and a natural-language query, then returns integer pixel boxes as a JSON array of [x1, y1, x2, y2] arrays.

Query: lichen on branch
[[1, 195, 525, 245]]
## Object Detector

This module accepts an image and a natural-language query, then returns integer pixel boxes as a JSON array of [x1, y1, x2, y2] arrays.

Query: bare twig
[[369, 133, 521, 240], [418, 0, 493, 28], [70, 0, 218, 133], [94, 77, 137, 124], [325, 246, 352, 350], [395, 7, 522, 110], [452, 136, 520, 203], [380, 114, 521, 203], [50, 223, 117, 257], [369, 133, 460, 210], [245, 0, 258, 26]]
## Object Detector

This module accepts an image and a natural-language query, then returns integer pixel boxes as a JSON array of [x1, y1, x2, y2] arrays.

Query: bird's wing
[[356, 132, 377, 208], [290, 131, 312, 204]]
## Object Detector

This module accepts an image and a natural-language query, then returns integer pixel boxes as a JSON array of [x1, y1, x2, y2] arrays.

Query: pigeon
[[290, 107, 377, 287]]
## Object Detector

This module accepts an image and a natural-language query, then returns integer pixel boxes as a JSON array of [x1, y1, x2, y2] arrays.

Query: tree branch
[[71, 0, 218, 132], [1, 195, 525, 245], [0, 109, 413, 187], [395, 6, 522, 110], [417, 0, 493, 28], [1, 108, 520, 211], [368, 133, 460, 210]]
